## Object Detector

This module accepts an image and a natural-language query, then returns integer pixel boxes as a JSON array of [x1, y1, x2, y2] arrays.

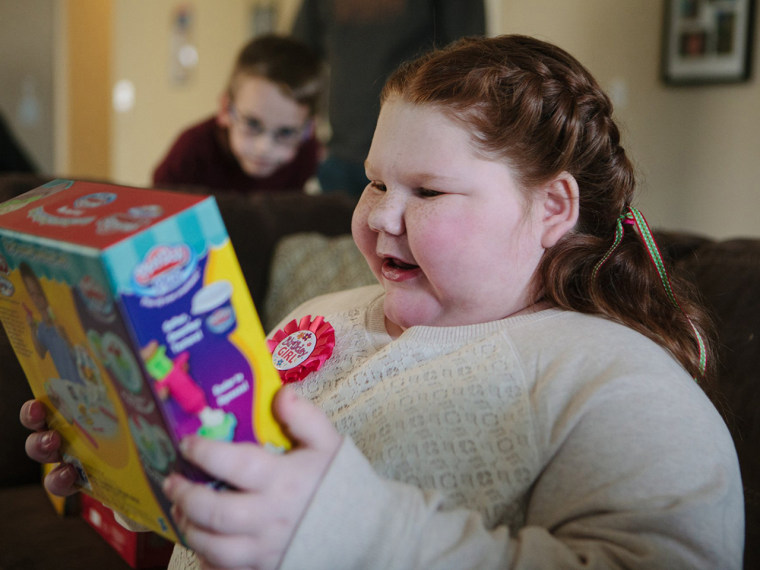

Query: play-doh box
[[0, 179, 288, 543]]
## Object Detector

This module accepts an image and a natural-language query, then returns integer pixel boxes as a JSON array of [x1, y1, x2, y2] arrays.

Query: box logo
[[133, 244, 196, 297]]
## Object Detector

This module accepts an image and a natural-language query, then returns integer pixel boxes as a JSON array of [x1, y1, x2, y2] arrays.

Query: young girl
[[23, 35, 743, 569]]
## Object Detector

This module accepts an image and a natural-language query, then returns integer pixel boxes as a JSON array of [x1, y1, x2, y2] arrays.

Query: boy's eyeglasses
[[227, 103, 307, 147]]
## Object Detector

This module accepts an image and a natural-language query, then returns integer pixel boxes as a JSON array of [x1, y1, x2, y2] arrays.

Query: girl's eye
[[370, 181, 387, 192], [417, 187, 443, 198]]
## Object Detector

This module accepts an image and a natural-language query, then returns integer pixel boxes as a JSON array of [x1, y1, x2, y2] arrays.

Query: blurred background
[[1, 0, 758, 238]]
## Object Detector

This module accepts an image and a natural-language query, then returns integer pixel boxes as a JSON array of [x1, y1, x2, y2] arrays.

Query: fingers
[[177, 437, 275, 492], [176, 388, 342, 492], [272, 386, 342, 452], [22, 400, 62, 464], [164, 389, 344, 570], [42, 462, 80, 497], [183, 525, 280, 570], [21, 398, 77, 497], [164, 474, 257, 535], [24, 430, 63, 464], [165, 475, 283, 569], [19, 399, 47, 430]]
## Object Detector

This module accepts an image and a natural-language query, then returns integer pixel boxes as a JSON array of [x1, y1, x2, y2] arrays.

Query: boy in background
[[153, 34, 324, 194]]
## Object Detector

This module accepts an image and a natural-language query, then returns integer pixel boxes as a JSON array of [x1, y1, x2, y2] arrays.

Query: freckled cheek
[[406, 211, 463, 268]]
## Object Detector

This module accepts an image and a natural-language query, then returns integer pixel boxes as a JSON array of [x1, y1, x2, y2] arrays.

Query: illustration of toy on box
[[0, 179, 288, 544]]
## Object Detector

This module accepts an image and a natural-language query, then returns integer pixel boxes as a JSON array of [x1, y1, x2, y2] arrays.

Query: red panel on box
[[0, 179, 205, 249], [81, 495, 174, 569]]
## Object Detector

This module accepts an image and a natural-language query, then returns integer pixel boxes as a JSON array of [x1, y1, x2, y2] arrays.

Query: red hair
[[382, 35, 715, 383]]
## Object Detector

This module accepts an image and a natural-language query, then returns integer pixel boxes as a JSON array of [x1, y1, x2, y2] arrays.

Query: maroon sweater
[[152, 116, 320, 193]]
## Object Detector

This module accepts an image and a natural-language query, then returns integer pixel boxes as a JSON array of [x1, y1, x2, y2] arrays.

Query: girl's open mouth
[[381, 257, 420, 282]]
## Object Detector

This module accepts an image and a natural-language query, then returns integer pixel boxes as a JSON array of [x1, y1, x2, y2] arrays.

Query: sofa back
[[0, 174, 757, 568], [664, 233, 760, 569]]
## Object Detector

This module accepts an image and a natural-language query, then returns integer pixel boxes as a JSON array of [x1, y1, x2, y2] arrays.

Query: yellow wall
[[66, 0, 112, 179]]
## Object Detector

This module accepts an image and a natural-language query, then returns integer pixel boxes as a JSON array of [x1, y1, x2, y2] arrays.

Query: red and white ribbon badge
[[267, 315, 335, 383]]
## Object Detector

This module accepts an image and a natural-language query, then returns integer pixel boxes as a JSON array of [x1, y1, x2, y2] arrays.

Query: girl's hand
[[164, 386, 342, 570], [20, 399, 79, 496]]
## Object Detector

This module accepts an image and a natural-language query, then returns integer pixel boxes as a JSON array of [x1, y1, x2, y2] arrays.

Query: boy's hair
[[226, 34, 324, 115], [381, 35, 715, 385]]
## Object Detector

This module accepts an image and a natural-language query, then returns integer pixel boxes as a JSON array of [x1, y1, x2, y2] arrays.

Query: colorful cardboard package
[[81, 494, 174, 569], [0, 179, 288, 544]]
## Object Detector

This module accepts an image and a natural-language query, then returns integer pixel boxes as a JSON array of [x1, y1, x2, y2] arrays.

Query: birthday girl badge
[[268, 315, 335, 383]]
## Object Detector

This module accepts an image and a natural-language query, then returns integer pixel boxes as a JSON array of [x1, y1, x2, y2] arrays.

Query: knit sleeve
[[279, 392, 743, 570], [279, 437, 512, 570]]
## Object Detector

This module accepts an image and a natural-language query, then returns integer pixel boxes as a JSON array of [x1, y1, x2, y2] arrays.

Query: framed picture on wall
[[662, 0, 756, 85]]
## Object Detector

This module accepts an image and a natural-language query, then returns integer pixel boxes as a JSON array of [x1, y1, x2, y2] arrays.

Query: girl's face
[[219, 76, 310, 178], [353, 99, 558, 333]]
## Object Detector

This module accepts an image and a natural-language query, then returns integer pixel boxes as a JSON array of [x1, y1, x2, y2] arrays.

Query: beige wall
[[3, 1, 758, 238], [489, 0, 760, 238]]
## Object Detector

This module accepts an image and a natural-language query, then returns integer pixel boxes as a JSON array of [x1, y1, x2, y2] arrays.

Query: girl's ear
[[539, 172, 579, 248], [216, 92, 232, 128]]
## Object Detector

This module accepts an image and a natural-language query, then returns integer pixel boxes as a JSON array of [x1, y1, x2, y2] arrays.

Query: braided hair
[[381, 34, 714, 383]]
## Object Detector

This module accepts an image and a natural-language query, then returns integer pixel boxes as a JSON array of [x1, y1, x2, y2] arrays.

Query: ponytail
[[541, 208, 715, 384], [382, 34, 716, 385]]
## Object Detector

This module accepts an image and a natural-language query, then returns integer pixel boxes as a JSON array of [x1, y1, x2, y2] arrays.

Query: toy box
[[81, 494, 174, 568], [0, 179, 288, 544]]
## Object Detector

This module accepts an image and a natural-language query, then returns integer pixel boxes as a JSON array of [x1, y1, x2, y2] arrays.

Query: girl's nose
[[367, 189, 405, 236]]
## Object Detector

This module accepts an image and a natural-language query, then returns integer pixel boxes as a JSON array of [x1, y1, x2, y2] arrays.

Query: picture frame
[[662, 0, 756, 85]]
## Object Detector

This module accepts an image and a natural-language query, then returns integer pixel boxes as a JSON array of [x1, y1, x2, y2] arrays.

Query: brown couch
[[0, 173, 757, 569]]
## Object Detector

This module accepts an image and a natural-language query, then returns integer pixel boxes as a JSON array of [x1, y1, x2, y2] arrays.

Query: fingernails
[[55, 464, 76, 485], [41, 431, 54, 449], [20, 400, 38, 425]]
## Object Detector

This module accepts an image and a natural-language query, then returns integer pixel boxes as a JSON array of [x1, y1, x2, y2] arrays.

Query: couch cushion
[[671, 238, 760, 570], [263, 233, 376, 331]]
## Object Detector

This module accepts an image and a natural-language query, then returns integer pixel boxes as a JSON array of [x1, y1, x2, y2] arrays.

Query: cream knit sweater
[[171, 285, 743, 570]]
